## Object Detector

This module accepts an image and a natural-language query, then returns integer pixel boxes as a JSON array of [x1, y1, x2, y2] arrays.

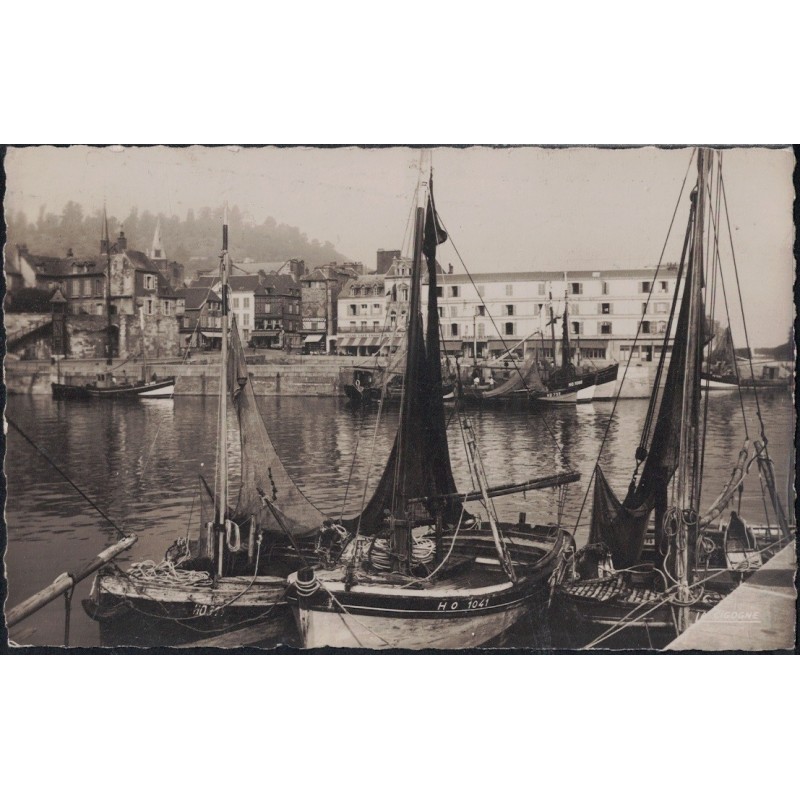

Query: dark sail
[[345, 182, 462, 532], [228, 316, 325, 536], [588, 245, 695, 567]]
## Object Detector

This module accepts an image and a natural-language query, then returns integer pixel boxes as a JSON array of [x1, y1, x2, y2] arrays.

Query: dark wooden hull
[[52, 377, 175, 400]]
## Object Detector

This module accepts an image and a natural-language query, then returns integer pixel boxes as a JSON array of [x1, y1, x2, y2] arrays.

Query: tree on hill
[[5, 202, 349, 272]]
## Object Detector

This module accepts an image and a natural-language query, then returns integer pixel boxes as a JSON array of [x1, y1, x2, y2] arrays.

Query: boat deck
[[665, 541, 796, 651]]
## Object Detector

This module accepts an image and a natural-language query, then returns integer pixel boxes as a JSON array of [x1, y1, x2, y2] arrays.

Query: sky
[[4, 145, 795, 347]]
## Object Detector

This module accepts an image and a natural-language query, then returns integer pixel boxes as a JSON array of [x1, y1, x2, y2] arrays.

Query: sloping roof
[[259, 273, 298, 294], [228, 275, 263, 292], [177, 286, 222, 309], [341, 274, 385, 296], [231, 260, 290, 275], [189, 276, 218, 288], [22, 253, 103, 277], [124, 249, 159, 272]]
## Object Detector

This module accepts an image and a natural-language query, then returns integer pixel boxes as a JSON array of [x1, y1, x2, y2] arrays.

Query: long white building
[[337, 258, 682, 363]]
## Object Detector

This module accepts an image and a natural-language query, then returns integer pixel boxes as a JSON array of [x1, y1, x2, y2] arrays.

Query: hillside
[[5, 202, 349, 277]]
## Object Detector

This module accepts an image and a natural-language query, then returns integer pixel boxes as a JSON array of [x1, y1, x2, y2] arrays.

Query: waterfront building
[[300, 263, 360, 353], [252, 272, 303, 350], [175, 286, 222, 350], [334, 260, 682, 362]]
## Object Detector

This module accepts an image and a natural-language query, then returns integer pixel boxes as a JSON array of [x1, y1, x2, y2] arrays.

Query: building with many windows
[[335, 261, 682, 362]]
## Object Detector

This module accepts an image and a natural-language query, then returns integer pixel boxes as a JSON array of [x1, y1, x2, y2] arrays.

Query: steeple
[[100, 206, 110, 255], [150, 219, 165, 262]]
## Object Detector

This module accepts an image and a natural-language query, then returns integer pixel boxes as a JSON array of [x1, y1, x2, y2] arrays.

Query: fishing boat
[[83, 213, 329, 647], [51, 372, 175, 400], [287, 168, 577, 650], [550, 148, 795, 650], [530, 288, 618, 404]]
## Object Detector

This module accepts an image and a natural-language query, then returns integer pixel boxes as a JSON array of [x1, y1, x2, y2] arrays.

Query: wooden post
[[6, 535, 137, 628]]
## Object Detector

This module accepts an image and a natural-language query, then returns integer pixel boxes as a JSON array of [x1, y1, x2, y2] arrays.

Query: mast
[[675, 147, 709, 631], [217, 206, 230, 577], [548, 287, 557, 367], [103, 207, 113, 365], [562, 284, 571, 370]]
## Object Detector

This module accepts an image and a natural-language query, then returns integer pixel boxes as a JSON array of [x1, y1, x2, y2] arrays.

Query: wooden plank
[[665, 542, 796, 651]]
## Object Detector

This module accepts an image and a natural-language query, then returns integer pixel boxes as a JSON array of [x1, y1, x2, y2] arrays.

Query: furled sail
[[588, 230, 695, 567], [228, 316, 325, 536], [345, 180, 462, 532]]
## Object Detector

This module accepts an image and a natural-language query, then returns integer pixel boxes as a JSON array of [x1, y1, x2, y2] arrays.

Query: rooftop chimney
[[118, 229, 127, 250], [67, 248, 74, 258], [448, 263, 454, 275]]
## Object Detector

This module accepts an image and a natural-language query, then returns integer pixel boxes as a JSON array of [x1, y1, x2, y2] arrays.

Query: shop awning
[[339, 334, 384, 347], [441, 341, 464, 353], [303, 334, 324, 343], [201, 331, 223, 339], [251, 331, 277, 339]]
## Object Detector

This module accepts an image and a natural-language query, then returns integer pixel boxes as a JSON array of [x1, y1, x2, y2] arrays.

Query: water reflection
[[4, 390, 794, 647]]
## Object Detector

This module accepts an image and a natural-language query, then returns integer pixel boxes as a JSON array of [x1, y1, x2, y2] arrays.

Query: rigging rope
[[6, 416, 128, 539]]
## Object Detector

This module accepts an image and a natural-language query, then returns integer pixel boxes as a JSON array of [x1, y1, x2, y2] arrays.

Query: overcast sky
[[5, 145, 795, 346]]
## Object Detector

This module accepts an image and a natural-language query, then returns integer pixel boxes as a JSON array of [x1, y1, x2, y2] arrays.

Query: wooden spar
[[409, 470, 580, 505], [462, 418, 516, 581], [754, 439, 790, 537], [6, 535, 138, 628], [675, 147, 709, 633], [217, 206, 230, 578]]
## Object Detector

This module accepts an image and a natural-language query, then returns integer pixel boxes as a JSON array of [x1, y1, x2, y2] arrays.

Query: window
[[570, 303, 579, 315], [401, 286, 409, 302], [164, 300, 171, 314], [243, 313, 250, 327], [601, 281, 609, 295], [265, 303, 271, 314], [146, 298, 154, 315], [571, 282, 583, 295], [361, 304, 368, 312], [537, 283, 545, 296], [70, 280, 79, 298], [243, 297, 250, 309], [373, 321, 380, 330], [600, 302, 612, 315], [657, 320, 667, 333], [504, 322, 515, 336], [476, 305, 486, 316], [374, 286, 381, 296], [360, 320, 367, 330], [571, 321, 583, 335], [350, 321, 356, 330], [477, 285, 486, 298], [599, 322, 612, 335], [505, 284, 513, 297], [144, 275, 155, 291], [96, 303, 104, 315], [233, 297, 240, 309], [451, 323, 459, 337], [581, 347, 606, 360], [655, 302, 669, 314], [506, 304, 515, 316], [349, 304, 357, 316], [95, 278, 104, 295], [659, 280, 669, 293], [353, 287, 361, 297], [450, 286, 460, 298], [640, 281, 651, 293], [373, 303, 380, 312], [435, 286, 443, 297], [477, 323, 485, 338], [641, 321, 651, 333]]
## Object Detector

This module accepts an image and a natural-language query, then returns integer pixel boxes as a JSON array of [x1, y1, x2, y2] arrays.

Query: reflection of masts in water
[[549, 289, 557, 368], [461, 418, 516, 581]]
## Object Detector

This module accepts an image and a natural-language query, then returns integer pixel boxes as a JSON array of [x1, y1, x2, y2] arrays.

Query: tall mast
[[217, 205, 230, 577], [548, 287, 557, 367], [675, 147, 709, 631], [562, 284, 571, 370], [103, 206, 113, 365]]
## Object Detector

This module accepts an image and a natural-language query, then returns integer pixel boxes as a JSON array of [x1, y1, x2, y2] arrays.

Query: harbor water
[[4, 390, 795, 648]]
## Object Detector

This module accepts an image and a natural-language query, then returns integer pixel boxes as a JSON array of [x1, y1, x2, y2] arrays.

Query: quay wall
[[5, 357, 660, 399]]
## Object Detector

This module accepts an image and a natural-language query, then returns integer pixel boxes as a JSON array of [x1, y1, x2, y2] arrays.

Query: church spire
[[100, 205, 110, 255], [150, 218, 165, 261]]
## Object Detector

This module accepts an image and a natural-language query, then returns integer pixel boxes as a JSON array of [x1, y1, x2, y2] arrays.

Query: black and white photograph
[[3, 144, 795, 652]]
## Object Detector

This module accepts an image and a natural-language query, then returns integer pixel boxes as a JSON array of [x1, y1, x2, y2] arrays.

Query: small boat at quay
[[52, 373, 175, 400]]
